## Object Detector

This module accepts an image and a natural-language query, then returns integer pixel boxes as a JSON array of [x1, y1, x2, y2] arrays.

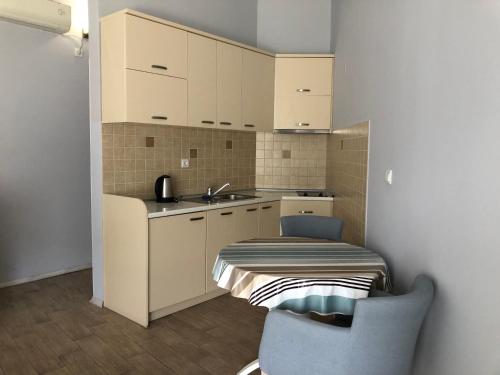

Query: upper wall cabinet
[[216, 42, 243, 130], [242, 50, 275, 132], [188, 34, 217, 128], [275, 57, 332, 96], [125, 15, 187, 79], [274, 55, 334, 133], [101, 13, 188, 125]]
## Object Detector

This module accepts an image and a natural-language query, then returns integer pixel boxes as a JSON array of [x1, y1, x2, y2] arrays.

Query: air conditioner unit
[[0, 0, 71, 34]]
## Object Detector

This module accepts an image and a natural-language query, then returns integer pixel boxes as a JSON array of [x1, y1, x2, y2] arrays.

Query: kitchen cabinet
[[216, 42, 243, 130], [104, 193, 285, 326], [149, 212, 207, 312], [275, 57, 332, 96], [274, 55, 334, 132], [125, 14, 187, 78], [126, 69, 187, 126], [274, 96, 331, 131], [242, 50, 275, 132], [188, 34, 217, 128], [259, 201, 281, 237], [101, 13, 187, 125], [281, 200, 333, 217], [236, 204, 260, 239], [206, 207, 241, 292]]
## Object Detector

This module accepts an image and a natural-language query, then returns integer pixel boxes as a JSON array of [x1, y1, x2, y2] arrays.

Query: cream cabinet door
[[280, 200, 333, 217], [274, 95, 331, 130], [188, 34, 217, 128], [126, 69, 187, 126], [149, 212, 207, 312], [235, 204, 260, 240], [275, 57, 333, 96], [259, 201, 281, 238], [206, 207, 240, 293], [125, 15, 187, 78], [216, 42, 242, 130], [242, 50, 275, 132]]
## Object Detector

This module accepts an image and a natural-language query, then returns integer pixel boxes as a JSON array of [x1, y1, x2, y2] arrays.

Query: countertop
[[145, 189, 334, 219]]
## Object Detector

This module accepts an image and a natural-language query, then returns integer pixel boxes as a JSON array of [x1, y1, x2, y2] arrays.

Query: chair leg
[[237, 359, 260, 375]]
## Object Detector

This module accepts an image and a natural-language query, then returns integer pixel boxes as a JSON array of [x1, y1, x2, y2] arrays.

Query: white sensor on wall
[[0, 0, 71, 34]]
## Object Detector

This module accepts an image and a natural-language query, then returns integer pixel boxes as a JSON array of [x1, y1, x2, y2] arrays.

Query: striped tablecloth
[[213, 237, 391, 315]]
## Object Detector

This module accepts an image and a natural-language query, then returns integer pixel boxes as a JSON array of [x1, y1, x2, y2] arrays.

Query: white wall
[[0, 21, 91, 285], [332, 0, 500, 374], [89, 0, 260, 301], [257, 0, 332, 53]]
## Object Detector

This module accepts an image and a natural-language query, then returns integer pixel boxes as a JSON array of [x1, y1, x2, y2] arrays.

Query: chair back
[[346, 275, 435, 375], [280, 215, 344, 241]]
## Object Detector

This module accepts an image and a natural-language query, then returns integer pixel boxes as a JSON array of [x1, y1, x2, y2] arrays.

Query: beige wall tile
[[102, 123, 256, 199], [255, 132, 327, 189], [326, 121, 369, 246]]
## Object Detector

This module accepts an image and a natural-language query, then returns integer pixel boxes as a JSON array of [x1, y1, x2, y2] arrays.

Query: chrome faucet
[[207, 182, 231, 198]]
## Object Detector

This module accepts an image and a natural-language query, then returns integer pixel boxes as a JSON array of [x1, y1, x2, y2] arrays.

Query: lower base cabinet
[[103, 194, 282, 326], [149, 212, 207, 312], [259, 201, 281, 237], [281, 200, 333, 217]]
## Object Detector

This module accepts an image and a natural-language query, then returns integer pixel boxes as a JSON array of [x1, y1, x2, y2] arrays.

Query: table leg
[[237, 359, 260, 375]]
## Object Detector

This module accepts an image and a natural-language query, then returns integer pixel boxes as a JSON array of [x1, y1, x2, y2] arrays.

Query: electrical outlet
[[181, 159, 190, 168]]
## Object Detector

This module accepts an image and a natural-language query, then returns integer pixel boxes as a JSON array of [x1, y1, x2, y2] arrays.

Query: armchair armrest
[[259, 310, 351, 375]]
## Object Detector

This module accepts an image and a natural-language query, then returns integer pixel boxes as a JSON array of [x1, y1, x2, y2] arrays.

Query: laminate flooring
[[0, 270, 267, 374]]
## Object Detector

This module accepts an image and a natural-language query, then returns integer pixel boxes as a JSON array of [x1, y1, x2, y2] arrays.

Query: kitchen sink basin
[[182, 193, 259, 204]]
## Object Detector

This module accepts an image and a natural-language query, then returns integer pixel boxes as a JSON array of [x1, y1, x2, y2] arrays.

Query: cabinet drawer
[[280, 200, 333, 217], [274, 96, 331, 130], [275, 57, 333, 96], [149, 212, 207, 312], [125, 15, 187, 78], [126, 69, 187, 126]]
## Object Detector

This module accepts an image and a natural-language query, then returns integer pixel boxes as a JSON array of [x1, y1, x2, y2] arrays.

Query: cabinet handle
[[220, 122, 232, 126], [296, 122, 310, 127], [152, 116, 168, 120], [297, 88, 311, 93], [151, 64, 167, 70], [244, 124, 255, 128], [261, 206, 272, 210], [299, 210, 314, 214], [246, 208, 257, 212], [220, 211, 233, 216], [201, 120, 214, 124], [190, 216, 205, 221]]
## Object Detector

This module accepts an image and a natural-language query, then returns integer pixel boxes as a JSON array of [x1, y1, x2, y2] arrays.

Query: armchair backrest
[[346, 275, 435, 375], [280, 215, 344, 241]]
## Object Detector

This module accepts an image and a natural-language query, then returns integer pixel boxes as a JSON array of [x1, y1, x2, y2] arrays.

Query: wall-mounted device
[[0, 0, 71, 34]]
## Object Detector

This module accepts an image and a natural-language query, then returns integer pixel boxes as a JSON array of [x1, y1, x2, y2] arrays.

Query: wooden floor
[[0, 269, 267, 375]]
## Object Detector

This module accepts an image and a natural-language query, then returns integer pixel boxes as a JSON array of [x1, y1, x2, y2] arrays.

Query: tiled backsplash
[[326, 122, 369, 246], [255, 132, 327, 189], [103, 123, 256, 198]]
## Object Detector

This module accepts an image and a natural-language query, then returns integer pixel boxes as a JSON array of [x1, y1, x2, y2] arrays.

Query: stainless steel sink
[[182, 193, 259, 204]]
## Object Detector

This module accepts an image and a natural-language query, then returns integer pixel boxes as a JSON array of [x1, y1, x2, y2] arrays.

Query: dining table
[[212, 236, 391, 375]]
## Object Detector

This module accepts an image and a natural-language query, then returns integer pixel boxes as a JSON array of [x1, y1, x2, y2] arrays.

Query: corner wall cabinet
[[274, 55, 334, 132], [101, 9, 332, 132]]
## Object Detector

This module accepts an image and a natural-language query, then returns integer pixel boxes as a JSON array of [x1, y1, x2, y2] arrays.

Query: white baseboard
[[89, 296, 104, 308], [0, 263, 92, 289]]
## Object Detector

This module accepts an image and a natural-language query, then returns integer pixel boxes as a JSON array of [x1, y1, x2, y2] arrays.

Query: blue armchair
[[281, 215, 344, 241], [258, 275, 434, 375]]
